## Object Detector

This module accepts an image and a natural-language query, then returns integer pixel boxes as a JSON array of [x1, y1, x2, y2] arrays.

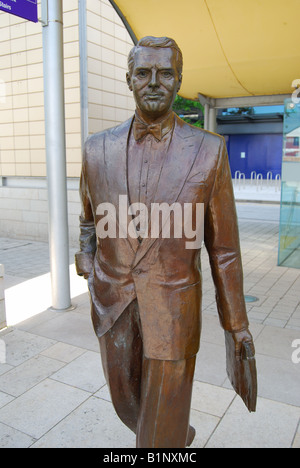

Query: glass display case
[[278, 99, 300, 268]]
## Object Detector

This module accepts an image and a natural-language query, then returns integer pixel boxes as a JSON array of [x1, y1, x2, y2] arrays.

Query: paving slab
[[194, 342, 227, 387], [31, 396, 136, 448], [1, 328, 56, 367], [0, 379, 90, 440], [40, 342, 86, 363], [27, 311, 99, 352], [94, 384, 111, 402], [50, 351, 106, 393], [189, 409, 220, 449], [206, 396, 300, 448], [254, 326, 300, 361], [0, 391, 14, 409], [0, 422, 35, 448], [293, 425, 300, 448], [0, 354, 65, 397], [255, 354, 300, 407], [191, 381, 235, 418]]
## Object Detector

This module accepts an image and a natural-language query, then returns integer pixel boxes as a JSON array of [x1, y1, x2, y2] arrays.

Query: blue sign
[[0, 0, 38, 23]]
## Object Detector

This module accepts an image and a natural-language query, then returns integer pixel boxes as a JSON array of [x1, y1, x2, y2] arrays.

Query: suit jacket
[[75, 113, 249, 361]]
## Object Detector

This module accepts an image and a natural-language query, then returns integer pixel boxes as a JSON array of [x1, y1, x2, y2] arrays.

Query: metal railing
[[233, 171, 281, 192]]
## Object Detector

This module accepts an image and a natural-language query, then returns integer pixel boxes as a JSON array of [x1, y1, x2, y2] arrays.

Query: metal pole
[[42, 0, 72, 311], [204, 103, 209, 130], [208, 107, 217, 133]]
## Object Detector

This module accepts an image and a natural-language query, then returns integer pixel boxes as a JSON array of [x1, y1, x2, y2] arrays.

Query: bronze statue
[[76, 36, 257, 448]]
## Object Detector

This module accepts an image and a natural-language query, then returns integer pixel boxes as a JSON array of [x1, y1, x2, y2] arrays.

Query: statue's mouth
[[145, 94, 163, 100]]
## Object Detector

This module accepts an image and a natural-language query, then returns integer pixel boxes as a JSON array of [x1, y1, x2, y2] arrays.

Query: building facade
[[217, 109, 284, 180], [0, 0, 135, 245]]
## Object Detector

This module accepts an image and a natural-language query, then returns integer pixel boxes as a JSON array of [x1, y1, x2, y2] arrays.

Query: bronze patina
[[76, 36, 257, 448]]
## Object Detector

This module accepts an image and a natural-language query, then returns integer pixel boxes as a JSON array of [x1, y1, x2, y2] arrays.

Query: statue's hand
[[232, 329, 255, 361], [75, 251, 94, 280]]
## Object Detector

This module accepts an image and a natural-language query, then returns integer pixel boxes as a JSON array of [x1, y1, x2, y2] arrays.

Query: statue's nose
[[149, 70, 159, 88]]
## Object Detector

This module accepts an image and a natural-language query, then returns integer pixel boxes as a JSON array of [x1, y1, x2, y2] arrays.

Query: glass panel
[[278, 99, 300, 268]]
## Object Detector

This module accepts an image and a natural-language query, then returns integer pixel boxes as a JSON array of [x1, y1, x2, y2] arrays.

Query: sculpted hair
[[128, 36, 183, 78]]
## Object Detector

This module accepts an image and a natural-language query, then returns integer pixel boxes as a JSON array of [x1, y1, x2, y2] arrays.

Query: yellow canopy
[[110, 0, 300, 100]]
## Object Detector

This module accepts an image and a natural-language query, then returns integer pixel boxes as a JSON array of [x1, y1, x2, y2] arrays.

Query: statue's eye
[[137, 70, 148, 78]]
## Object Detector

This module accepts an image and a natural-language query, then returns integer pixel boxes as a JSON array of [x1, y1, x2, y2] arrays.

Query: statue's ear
[[177, 74, 183, 93], [126, 73, 133, 91]]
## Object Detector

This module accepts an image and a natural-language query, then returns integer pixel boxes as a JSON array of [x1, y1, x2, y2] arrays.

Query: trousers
[[98, 299, 196, 448]]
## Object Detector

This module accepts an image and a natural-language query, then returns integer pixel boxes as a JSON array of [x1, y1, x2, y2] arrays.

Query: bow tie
[[133, 121, 162, 141]]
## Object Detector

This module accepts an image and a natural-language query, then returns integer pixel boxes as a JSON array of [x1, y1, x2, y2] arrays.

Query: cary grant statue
[[76, 36, 257, 448]]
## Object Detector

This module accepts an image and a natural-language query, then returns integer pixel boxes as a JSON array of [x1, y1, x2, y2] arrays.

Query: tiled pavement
[[0, 202, 299, 448]]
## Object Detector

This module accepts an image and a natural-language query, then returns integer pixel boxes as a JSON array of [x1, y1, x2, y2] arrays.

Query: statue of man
[[76, 36, 256, 448]]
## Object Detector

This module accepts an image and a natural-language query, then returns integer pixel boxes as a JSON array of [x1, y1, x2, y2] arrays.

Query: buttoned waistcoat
[[75, 114, 249, 360]]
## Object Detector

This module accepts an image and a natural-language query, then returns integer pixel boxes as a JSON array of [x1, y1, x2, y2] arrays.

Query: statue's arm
[[75, 144, 96, 279], [204, 137, 254, 357]]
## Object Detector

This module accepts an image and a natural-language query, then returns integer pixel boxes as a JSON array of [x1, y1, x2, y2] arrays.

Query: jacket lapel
[[104, 117, 140, 254], [132, 115, 205, 268]]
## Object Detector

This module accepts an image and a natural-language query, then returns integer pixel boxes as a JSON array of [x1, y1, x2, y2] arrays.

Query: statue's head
[[126, 36, 183, 121]]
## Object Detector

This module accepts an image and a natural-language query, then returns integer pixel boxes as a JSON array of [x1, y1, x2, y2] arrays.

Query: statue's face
[[127, 47, 182, 120]]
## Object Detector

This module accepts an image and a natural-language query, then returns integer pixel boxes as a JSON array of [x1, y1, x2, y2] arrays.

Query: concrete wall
[[0, 0, 135, 244], [86, 0, 135, 135], [0, 0, 82, 178], [0, 177, 80, 247], [0, 264, 6, 330]]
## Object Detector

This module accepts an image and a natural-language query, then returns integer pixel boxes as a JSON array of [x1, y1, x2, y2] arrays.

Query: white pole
[[204, 103, 209, 130], [42, 0, 72, 311], [208, 107, 217, 133]]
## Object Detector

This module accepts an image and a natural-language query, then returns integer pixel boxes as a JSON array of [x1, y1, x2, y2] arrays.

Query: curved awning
[[109, 0, 300, 101]]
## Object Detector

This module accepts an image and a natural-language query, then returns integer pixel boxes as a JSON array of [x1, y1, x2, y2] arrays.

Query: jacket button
[[135, 269, 142, 275]]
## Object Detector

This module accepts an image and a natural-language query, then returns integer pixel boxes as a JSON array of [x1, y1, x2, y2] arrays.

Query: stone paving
[[0, 203, 299, 448]]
